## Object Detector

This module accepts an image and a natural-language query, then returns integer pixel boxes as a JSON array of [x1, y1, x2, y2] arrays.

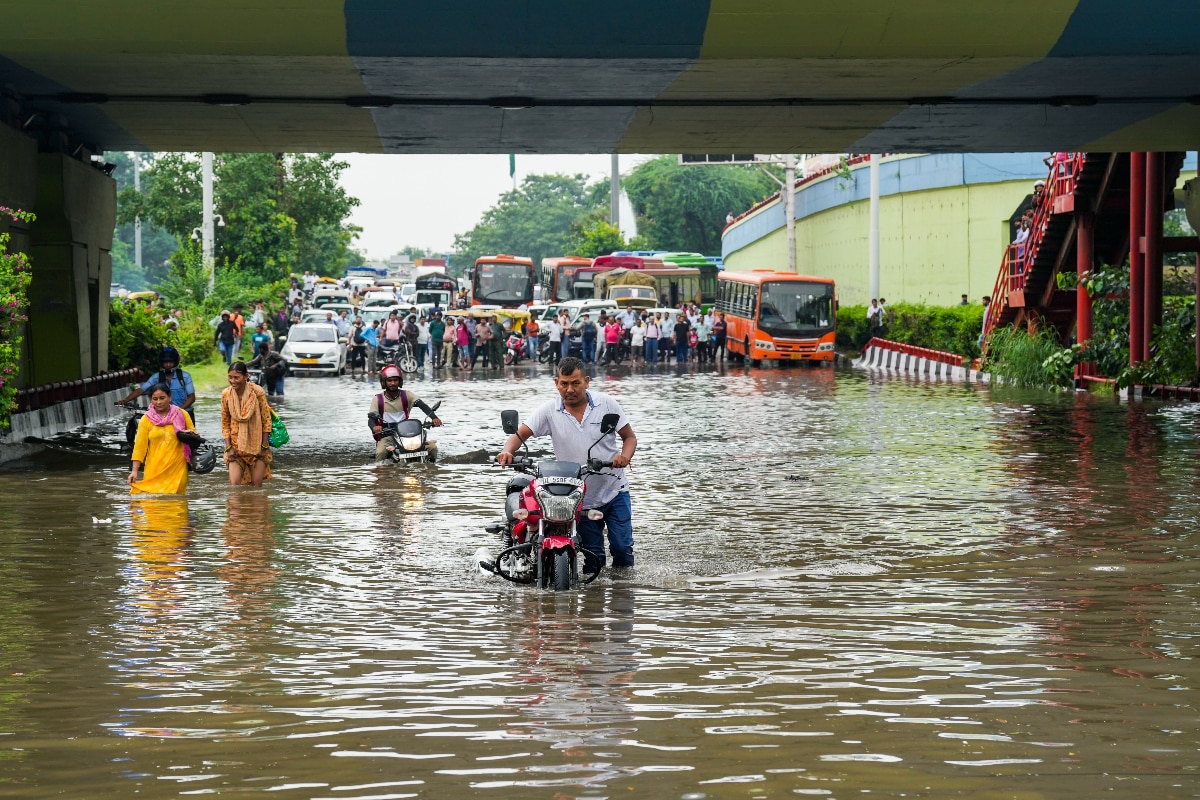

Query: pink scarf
[[146, 404, 191, 463]]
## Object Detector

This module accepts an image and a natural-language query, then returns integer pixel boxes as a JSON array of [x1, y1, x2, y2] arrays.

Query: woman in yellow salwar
[[220, 361, 273, 487], [128, 383, 196, 494]]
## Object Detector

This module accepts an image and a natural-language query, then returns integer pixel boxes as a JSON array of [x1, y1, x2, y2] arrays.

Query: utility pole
[[869, 154, 881, 299], [611, 153, 620, 232], [202, 151, 215, 292], [132, 153, 142, 269], [784, 153, 796, 273]]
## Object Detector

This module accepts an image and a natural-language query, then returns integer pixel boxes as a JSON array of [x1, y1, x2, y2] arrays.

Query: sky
[[338, 153, 653, 260]]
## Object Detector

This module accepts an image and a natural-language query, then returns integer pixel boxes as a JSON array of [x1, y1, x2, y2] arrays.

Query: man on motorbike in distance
[[368, 364, 443, 462], [496, 356, 637, 574]]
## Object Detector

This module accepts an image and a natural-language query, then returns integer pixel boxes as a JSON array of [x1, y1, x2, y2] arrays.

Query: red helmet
[[379, 364, 403, 389]]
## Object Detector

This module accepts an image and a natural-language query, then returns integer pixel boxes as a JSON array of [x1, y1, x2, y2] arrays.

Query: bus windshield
[[475, 262, 533, 305], [758, 281, 835, 336]]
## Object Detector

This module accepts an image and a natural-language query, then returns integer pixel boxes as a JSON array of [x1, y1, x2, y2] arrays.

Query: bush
[[983, 322, 1076, 388], [171, 314, 217, 366], [108, 300, 173, 374], [0, 207, 34, 428], [837, 302, 984, 358]]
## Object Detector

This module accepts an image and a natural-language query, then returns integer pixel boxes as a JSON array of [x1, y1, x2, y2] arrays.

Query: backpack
[[354, 329, 366, 344]]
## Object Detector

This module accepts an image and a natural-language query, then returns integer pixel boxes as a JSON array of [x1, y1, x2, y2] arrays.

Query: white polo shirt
[[525, 390, 630, 508]]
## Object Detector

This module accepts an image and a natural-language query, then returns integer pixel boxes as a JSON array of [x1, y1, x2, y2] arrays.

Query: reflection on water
[[1, 365, 1199, 798]]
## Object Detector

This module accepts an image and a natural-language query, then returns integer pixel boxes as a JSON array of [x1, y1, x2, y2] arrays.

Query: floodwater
[[1, 361, 1198, 799]]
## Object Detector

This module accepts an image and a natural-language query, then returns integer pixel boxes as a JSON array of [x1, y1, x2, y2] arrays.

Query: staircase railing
[[980, 153, 1087, 353]]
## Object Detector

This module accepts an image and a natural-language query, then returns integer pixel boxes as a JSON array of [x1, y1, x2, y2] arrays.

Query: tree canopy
[[623, 155, 778, 254], [452, 174, 606, 275], [118, 153, 361, 288]]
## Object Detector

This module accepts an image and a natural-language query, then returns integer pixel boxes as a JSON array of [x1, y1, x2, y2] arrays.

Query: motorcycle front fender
[[540, 534, 575, 553]]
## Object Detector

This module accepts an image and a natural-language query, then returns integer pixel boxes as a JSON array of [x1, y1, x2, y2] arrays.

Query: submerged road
[[1, 362, 1198, 798]]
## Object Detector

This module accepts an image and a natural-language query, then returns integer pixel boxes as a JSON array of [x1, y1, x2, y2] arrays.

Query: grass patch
[[189, 355, 232, 395]]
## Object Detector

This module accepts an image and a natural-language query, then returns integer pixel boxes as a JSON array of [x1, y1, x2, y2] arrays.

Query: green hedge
[[109, 301, 217, 374], [838, 303, 985, 359]]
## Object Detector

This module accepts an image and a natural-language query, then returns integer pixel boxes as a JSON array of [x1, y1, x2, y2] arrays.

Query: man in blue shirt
[[118, 346, 197, 422]]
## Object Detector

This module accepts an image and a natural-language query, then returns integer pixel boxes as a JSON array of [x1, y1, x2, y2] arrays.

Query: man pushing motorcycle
[[496, 356, 637, 574], [368, 365, 443, 462]]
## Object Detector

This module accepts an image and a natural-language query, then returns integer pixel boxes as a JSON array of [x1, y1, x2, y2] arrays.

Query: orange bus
[[716, 270, 837, 364], [471, 254, 535, 308], [539, 256, 593, 302]]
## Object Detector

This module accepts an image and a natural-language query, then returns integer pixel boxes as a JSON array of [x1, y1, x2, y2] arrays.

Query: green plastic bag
[[268, 408, 289, 448]]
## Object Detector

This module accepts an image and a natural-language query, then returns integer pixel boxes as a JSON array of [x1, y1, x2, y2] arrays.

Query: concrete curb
[[852, 344, 989, 383]]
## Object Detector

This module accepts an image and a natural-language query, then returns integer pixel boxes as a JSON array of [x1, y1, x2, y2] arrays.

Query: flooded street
[[1, 362, 1198, 799]]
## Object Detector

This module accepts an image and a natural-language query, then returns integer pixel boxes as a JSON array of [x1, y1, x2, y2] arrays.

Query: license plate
[[299, 358, 319, 365], [397, 450, 427, 460], [790, 353, 805, 360]]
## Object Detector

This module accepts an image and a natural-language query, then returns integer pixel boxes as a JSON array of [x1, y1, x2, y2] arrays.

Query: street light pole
[[132, 153, 142, 269], [784, 153, 796, 273], [869, 154, 881, 299], [202, 151, 215, 292], [611, 153, 620, 232]]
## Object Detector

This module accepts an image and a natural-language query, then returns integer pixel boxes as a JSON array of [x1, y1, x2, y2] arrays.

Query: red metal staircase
[[980, 152, 1184, 353]]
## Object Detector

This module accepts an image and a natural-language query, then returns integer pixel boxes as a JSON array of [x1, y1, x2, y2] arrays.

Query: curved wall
[[723, 153, 1051, 307]]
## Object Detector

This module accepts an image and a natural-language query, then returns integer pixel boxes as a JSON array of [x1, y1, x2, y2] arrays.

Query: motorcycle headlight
[[536, 487, 583, 522], [399, 435, 424, 450]]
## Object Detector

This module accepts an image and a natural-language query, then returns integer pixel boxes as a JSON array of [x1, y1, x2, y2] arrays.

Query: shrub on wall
[[0, 207, 34, 427]]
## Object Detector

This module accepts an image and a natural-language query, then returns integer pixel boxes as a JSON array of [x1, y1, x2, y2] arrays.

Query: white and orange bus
[[716, 270, 837, 364], [471, 254, 535, 308], [538, 256, 593, 302]]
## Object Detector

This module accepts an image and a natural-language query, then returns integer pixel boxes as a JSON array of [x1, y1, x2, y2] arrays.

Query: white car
[[360, 291, 398, 308], [280, 323, 347, 375], [398, 283, 417, 304]]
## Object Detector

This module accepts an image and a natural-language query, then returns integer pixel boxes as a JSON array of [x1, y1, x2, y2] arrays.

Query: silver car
[[279, 323, 347, 375]]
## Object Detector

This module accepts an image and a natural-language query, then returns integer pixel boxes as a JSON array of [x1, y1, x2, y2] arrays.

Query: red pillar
[[1129, 152, 1145, 364], [1144, 151, 1164, 357], [1076, 209, 1094, 373]]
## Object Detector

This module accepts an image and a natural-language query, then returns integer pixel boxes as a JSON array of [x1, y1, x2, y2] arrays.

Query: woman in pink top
[[455, 316, 471, 368]]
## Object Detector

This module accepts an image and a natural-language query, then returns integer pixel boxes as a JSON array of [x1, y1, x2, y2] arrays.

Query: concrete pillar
[[26, 152, 116, 385], [1143, 152, 1164, 357], [1129, 152, 1145, 364]]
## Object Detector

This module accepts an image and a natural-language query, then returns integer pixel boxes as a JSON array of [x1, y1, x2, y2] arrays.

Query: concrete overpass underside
[[3, 2, 1200, 389], [2, 1, 1200, 155]]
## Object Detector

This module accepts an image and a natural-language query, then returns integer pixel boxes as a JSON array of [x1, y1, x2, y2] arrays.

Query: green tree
[[453, 173, 603, 271], [118, 153, 360, 290], [108, 152, 180, 290], [567, 213, 627, 258], [623, 155, 778, 254]]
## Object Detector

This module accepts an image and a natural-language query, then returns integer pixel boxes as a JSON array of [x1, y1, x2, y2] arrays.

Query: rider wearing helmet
[[367, 364, 443, 462], [119, 345, 197, 422]]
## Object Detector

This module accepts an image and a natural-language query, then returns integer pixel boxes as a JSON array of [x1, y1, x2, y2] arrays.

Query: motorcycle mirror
[[600, 413, 620, 434], [501, 410, 519, 435]]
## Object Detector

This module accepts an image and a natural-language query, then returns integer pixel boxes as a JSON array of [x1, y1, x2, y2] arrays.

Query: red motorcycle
[[479, 410, 619, 590]]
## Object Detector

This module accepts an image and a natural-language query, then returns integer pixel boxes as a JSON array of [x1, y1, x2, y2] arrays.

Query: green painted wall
[[728, 162, 1198, 308], [727, 177, 1036, 307]]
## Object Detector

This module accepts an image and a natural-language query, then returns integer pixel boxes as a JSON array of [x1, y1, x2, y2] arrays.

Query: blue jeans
[[560, 337, 571, 360], [266, 374, 285, 395], [578, 491, 634, 573], [218, 341, 234, 365], [675, 340, 688, 363], [581, 339, 595, 363], [645, 338, 658, 363]]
